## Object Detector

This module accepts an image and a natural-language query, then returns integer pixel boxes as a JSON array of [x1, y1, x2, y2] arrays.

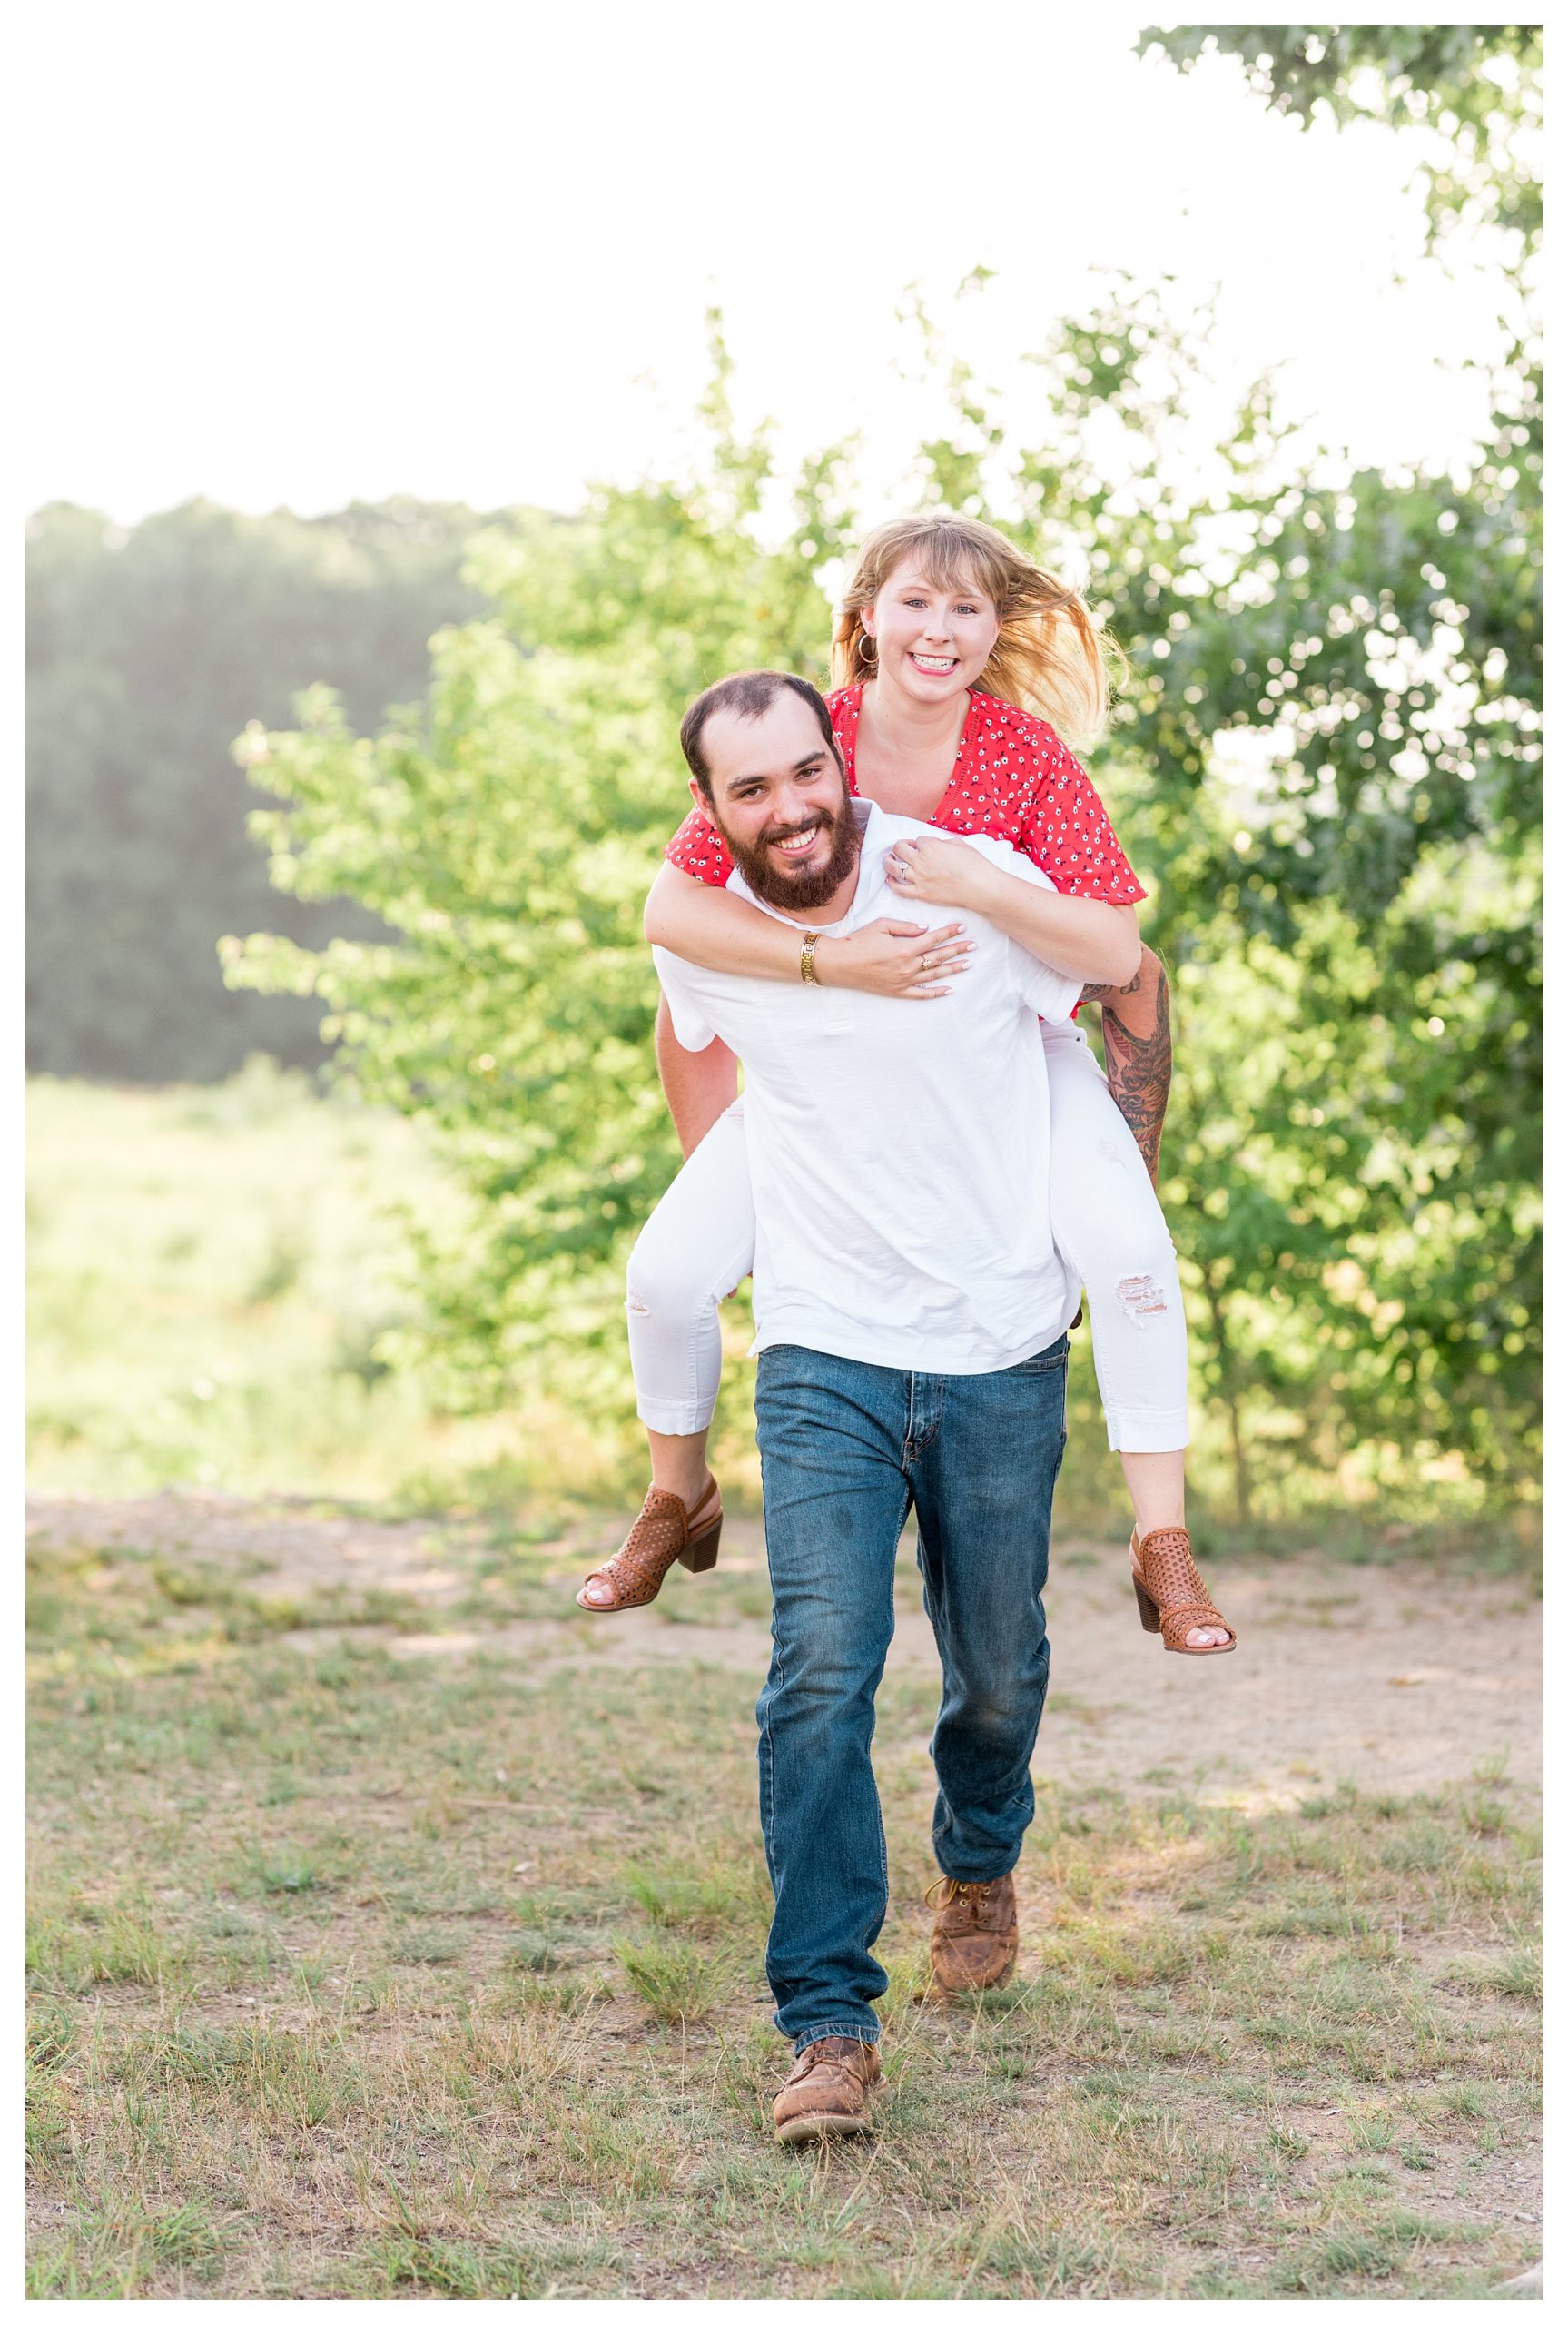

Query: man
[[652, 670, 1081, 2145]]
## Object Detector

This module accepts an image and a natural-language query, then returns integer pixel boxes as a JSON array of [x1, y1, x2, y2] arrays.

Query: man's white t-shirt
[[653, 800, 1084, 1374]]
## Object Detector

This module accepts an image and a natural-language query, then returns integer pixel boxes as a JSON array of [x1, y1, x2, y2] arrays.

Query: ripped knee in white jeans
[[1114, 1272, 1169, 1327]]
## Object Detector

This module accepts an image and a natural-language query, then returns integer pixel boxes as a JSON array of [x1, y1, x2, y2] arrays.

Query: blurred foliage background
[[27, 26, 1539, 1540], [26, 497, 501, 1082]]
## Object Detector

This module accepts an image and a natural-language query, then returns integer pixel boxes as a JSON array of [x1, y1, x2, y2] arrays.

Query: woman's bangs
[[904, 527, 1010, 608]]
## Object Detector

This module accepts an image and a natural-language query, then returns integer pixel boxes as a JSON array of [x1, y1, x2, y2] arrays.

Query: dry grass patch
[[26, 1515, 1540, 2299]]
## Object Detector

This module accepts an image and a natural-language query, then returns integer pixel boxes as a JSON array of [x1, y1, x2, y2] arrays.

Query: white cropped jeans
[[626, 1021, 1189, 1453]]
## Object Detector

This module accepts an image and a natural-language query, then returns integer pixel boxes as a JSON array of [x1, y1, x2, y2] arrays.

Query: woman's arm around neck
[[643, 862, 975, 1000], [645, 861, 808, 981]]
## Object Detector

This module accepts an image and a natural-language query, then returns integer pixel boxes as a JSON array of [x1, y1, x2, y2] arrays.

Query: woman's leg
[[1042, 1025, 1229, 1649], [577, 1103, 758, 1610], [1075, 949, 1182, 1531], [626, 1101, 757, 1496]]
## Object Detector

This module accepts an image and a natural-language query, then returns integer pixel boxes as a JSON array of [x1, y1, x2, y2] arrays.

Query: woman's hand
[[818, 917, 974, 999], [883, 833, 1000, 912]]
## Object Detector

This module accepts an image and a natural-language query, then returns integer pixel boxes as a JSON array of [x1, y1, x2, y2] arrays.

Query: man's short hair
[[679, 670, 838, 797]]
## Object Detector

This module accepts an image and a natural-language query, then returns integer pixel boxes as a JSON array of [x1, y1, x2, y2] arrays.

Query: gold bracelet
[[800, 931, 820, 986]]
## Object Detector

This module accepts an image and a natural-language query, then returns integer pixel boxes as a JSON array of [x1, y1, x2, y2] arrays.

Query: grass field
[[26, 1065, 520, 1505], [26, 1504, 1541, 2300]]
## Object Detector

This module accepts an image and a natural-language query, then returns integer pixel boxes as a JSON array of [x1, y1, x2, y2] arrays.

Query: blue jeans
[[754, 1337, 1070, 2052]]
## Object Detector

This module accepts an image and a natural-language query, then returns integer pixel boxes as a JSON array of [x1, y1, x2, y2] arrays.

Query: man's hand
[[883, 833, 1000, 913], [820, 917, 974, 998], [1080, 946, 1172, 1186]]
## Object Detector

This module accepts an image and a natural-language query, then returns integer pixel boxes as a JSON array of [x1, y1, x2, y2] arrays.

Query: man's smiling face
[[695, 692, 861, 912]]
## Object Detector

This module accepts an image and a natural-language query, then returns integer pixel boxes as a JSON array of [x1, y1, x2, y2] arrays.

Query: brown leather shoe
[[927, 1871, 1018, 1995], [772, 2036, 883, 2144], [1129, 1527, 1237, 1654], [575, 1476, 722, 1612]]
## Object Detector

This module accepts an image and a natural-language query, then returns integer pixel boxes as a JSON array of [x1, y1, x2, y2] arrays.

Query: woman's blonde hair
[[830, 513, 1122, 750]]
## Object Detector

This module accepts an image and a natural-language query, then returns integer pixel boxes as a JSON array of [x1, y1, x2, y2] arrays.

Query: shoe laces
[[924, 1875, 991, 1912]]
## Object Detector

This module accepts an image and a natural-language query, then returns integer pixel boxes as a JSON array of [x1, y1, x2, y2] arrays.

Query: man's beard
[[717, 781, 862, 912]]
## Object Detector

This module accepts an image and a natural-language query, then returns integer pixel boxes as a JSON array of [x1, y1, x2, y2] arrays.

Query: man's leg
[[911, 1339, 1070, 1882], [754, 1346, 912, 2051]]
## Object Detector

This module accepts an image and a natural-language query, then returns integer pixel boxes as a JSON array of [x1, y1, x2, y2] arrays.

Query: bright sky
[[18, 1, 1506, 525]]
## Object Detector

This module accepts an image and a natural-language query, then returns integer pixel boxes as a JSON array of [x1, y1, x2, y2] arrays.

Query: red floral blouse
[[664, 685, 1148, 904]]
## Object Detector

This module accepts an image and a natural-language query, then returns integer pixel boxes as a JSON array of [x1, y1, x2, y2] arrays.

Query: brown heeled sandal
[[575, 1477, 723, 1613], [1129, 1526, 1237, 1655]]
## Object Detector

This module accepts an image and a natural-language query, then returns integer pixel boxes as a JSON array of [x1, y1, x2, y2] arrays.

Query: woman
[[577, 514, 1234, 1655]]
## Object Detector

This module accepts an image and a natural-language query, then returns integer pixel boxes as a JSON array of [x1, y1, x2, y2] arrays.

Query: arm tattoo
[[1079, 970, 1141, 1004], [1081, 951, 1171, 1186]]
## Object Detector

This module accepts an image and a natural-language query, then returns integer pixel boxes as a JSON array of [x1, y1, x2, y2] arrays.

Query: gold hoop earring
[[857, 630, 877, 665]]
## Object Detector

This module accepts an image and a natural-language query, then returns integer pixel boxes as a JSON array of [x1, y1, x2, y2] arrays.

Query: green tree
[[225, 35, 1539, 1514], [1109, 26, 1542, 1503], [227, 334, 858, 1412], [1139, 25, 1542, 256]]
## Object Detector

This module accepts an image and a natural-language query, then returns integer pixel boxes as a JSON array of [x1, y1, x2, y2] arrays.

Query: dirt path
[[28, 1492, 1541, 1812]]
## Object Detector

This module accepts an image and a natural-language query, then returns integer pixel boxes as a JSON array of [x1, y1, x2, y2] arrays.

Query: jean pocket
[[1010, 1336, 1070, 1377]]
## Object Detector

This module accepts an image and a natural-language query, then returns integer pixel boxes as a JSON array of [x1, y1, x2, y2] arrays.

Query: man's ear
[[689, 776, 719, 825]]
